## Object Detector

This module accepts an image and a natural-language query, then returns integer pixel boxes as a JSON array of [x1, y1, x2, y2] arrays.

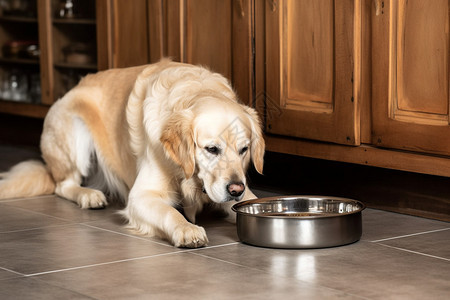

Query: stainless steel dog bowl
[[232, 196, 365, 249]]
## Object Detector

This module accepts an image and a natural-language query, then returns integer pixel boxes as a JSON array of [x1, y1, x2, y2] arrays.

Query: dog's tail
[[0, 160, 56, 200]]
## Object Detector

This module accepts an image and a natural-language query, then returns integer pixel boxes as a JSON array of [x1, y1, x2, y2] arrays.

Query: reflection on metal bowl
[[232, 196, 365, 249]]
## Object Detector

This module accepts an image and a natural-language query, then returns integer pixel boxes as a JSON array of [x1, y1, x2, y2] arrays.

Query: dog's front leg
[[126, 190, 208, 248]]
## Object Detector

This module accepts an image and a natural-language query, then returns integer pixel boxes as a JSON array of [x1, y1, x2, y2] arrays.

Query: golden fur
[[0, 60, 265, 248]]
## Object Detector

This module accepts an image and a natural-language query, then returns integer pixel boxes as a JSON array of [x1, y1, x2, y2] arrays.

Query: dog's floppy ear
[[160, 111, 196, 178], [243, 106, 265, 174]]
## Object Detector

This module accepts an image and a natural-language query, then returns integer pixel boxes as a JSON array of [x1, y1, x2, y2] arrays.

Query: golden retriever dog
[[0, 60, 264, 248]]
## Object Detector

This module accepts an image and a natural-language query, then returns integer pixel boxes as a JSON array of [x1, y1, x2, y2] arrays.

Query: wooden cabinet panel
[[396, 0, 448, 117], [372, 0, 450, 155], [265, 0, 360, 145], [111, 0, 149, 68], [185, 0, 232, 80], [285, 0, 334, 108], [148, 0, 252, 104]]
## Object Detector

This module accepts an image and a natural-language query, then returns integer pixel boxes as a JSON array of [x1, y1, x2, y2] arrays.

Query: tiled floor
[[0, 146, 449, 299]]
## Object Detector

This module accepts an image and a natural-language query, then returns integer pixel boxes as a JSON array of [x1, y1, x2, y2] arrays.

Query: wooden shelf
[[0, 15, 38, 23], [0, 57, 40, 66], [53, 18, 96, 25], [54, 61, 97, 70], [0, 100, 49, 118]]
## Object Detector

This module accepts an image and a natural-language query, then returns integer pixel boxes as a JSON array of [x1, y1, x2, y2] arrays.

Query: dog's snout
[[227, 182, 245, 197]]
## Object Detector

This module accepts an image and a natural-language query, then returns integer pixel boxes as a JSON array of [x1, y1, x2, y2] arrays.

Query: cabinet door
[[147, 0, 253, 104], [264, 0, 360, 145], [372, 0, 450, 155], [109, 0, 149, 68]]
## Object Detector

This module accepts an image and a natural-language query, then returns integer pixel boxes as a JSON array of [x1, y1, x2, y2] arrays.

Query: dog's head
[[161, 97, 264, 203]]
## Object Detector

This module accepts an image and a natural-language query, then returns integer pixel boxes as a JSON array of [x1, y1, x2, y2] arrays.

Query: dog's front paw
[[172, 223, 208, 248], [77, 189, 108, 209]]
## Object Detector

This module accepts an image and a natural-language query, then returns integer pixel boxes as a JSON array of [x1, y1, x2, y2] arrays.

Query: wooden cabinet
[[264, 0, 359, 146], [372, 0, 450, 156], [0, 0, 150, 118], [147, 0, 253, 105], [262, 0, 450, 177], [45, 0, 104, 101], [110, 0, 149, 68], [0, 0, 44, 117], [0, 0, 112, 118], [2, 0, 450, 177]]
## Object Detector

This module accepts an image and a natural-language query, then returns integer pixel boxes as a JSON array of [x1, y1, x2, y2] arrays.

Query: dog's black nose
[[227, 182, 245, 197]]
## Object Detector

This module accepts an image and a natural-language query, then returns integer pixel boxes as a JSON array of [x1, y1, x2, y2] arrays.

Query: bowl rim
[[232, 195, 365, 219]]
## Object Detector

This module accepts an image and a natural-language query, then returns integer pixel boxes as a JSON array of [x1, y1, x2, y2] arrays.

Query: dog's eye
[[239, 146, 249, 155], [205, 146, 220, 155]]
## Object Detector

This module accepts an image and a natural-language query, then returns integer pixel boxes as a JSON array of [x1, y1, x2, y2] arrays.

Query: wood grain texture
[[185, 0, 232, 79], [96, 0, 112, 70], [154, 0, 252, 104], [284, 0, 333, 107], [360, 0, 372, 144], [112, 0, 149, 68], [396, 0, 448, 115], [38, 0, 54, 105], [147, 0, 164, 62], [0, 101, 49, 118]]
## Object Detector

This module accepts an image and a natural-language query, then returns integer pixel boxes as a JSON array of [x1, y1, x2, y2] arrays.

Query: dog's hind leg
[[56, 176, 107, 209], [41, 113, 108, 209]]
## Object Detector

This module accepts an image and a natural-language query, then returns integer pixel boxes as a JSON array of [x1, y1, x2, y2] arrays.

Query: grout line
[[377, 243, 450, 262], [0, 266, 26, 277], [185, 241, 240, 252], [370, 228, 450, 243], [82, 224, 241, 250], [0, 194, 57, 203], [81, 223, 173, 248], [189, 251, 258, 269], [24, 251, 185, 277], [0, 202, 73, 224], [22, 242, 240, 278], [0, 223, 77, 235]]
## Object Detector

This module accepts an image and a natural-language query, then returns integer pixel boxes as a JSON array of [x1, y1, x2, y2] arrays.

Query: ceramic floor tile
[[195, 241, 450, 299], [3, 195, 123, 223], [7, 194, 238, 247], [0, 203, 70, 233], [0, 223, 178, 275], [197, 220, 238, 246], [361, 208, 449, 241], [0, 277, 92, 300], [35, 252, 362, 300], [1, 144, 449, 299], [376, 228, 450, 260]]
